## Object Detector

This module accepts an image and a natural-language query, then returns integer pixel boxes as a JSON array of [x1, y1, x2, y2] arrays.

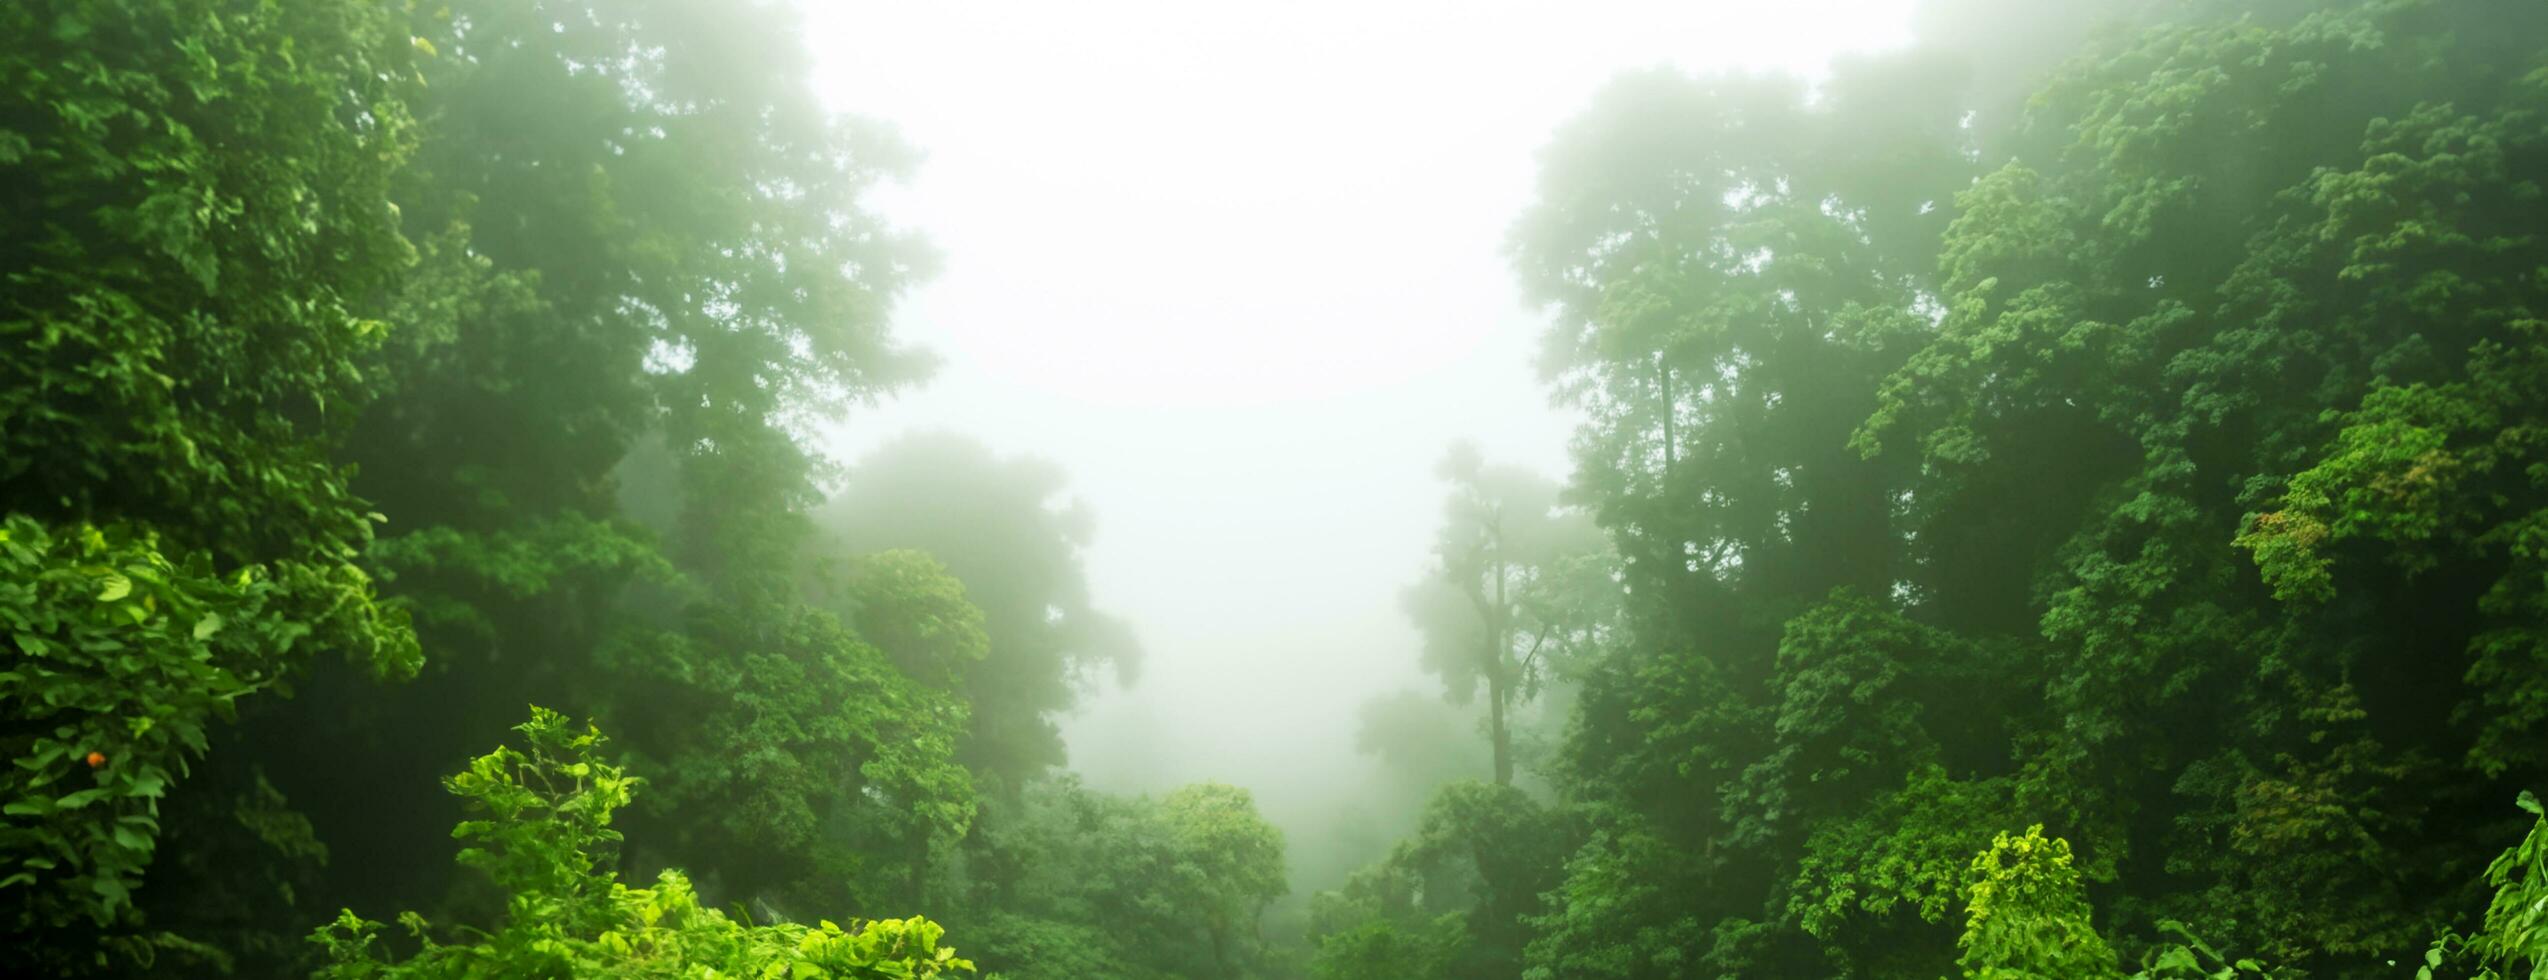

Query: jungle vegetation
[[4, 0, 2548, 977]]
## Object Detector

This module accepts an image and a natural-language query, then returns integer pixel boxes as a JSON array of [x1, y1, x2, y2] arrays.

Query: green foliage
[[1312, 781, 1567, 980], [600, 600, 975, 912], [106, 0, 978, 964], [310, 708, 973, 978], [14, 0, 2548, 976], [2132, 922, 2278, 980], [2421, 793, 2548, 980], [834, 550, 993, 691], [0, 0, 421, 961], [0, 0, 417, 566], [1958, 826, 2284, 980], [2466, 792, 2548, 973], [8, 0, 1181, 976], [1308, 914, 1463, 980], [1160, 782, 1290, 938], [1517, 805, 1737, 980], [1, 518, 411, 935], [1788, 767, 2020, 943], [956, 776, 1287, 980], [1404, 446, 1616, 786], [1485, 0, 2548, 975], [817, 435, 1143, 790], [1956, 827, 2120, 980]]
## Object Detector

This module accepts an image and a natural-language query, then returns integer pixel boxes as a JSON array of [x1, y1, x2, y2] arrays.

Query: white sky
[[798, 0, 1915, 868]]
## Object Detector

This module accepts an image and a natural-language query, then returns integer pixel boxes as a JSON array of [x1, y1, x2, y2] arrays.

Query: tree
[[1498, 0, 2548, 974], [0, 0, 420, 966], [1310, 781, 1567, 980], [816, 434, 1143, 791], [951, 776, 1287, 980], [1858, 0, 2548, 963], [106, 0, 951, 966], [1506, 55, 1978, 970], [1404, 445, 1613, 786], [1162, 783, 1290, 975], [594, 597, 975, 917]]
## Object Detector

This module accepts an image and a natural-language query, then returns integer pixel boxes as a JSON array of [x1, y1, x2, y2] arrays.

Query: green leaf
[[95, 572, 131, 602], [54, 789, 107, 810]]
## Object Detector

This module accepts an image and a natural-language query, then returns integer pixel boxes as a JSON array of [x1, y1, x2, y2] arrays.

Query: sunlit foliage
[[308, 708, 974, 978]]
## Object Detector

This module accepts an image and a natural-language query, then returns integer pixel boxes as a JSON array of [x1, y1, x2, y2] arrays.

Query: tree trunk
[[1659, 356, 1677, 486], [1488, 517, 1514, 786]]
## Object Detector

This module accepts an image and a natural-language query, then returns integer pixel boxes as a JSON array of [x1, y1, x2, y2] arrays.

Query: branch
[[1516, 624, 1554, 681]]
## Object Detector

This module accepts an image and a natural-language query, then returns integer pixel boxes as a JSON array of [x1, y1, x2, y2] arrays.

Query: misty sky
[[797, 0, 1916, 862]]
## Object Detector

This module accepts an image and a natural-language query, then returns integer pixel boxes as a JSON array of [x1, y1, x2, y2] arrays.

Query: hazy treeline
[[1308, 0, 2548, 977], [6, 0, 2548, 978], [2, 0, 1268, 976]]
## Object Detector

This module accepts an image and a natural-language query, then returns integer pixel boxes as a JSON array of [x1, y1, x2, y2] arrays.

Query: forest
[[4, 0, 2548, 976]]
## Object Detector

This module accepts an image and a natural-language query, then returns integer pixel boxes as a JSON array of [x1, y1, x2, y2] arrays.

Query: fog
[[796, 0, 1914, 887], [24, 0, 2548, 974]]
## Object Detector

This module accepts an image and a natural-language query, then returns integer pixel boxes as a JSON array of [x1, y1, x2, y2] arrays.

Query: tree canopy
[[1317, 0, 2548, 977], [10, 0, 2548, 978]]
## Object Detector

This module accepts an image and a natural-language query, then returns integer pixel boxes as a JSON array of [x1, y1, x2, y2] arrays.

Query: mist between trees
[[6, 0, 2548, 977]]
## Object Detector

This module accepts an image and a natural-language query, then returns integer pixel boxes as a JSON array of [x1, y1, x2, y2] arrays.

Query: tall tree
[[816, 433, 1143, 791], [0, 0, 420, 967], [1495, 0, 2548, 975], [1403, 444, 1613, 786], [109, 0, 955, 966]]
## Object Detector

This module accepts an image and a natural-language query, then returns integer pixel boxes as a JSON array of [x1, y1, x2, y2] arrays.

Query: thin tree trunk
[[1489, 516, 1514, 786], [1659, 355, 1677, 490]]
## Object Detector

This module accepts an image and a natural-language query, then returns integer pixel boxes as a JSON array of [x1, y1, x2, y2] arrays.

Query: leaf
[[95, 572, 131, 602], [90, 875, 128, 908], [192, 612, 223, 641], [54, 789, 107, 810]]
